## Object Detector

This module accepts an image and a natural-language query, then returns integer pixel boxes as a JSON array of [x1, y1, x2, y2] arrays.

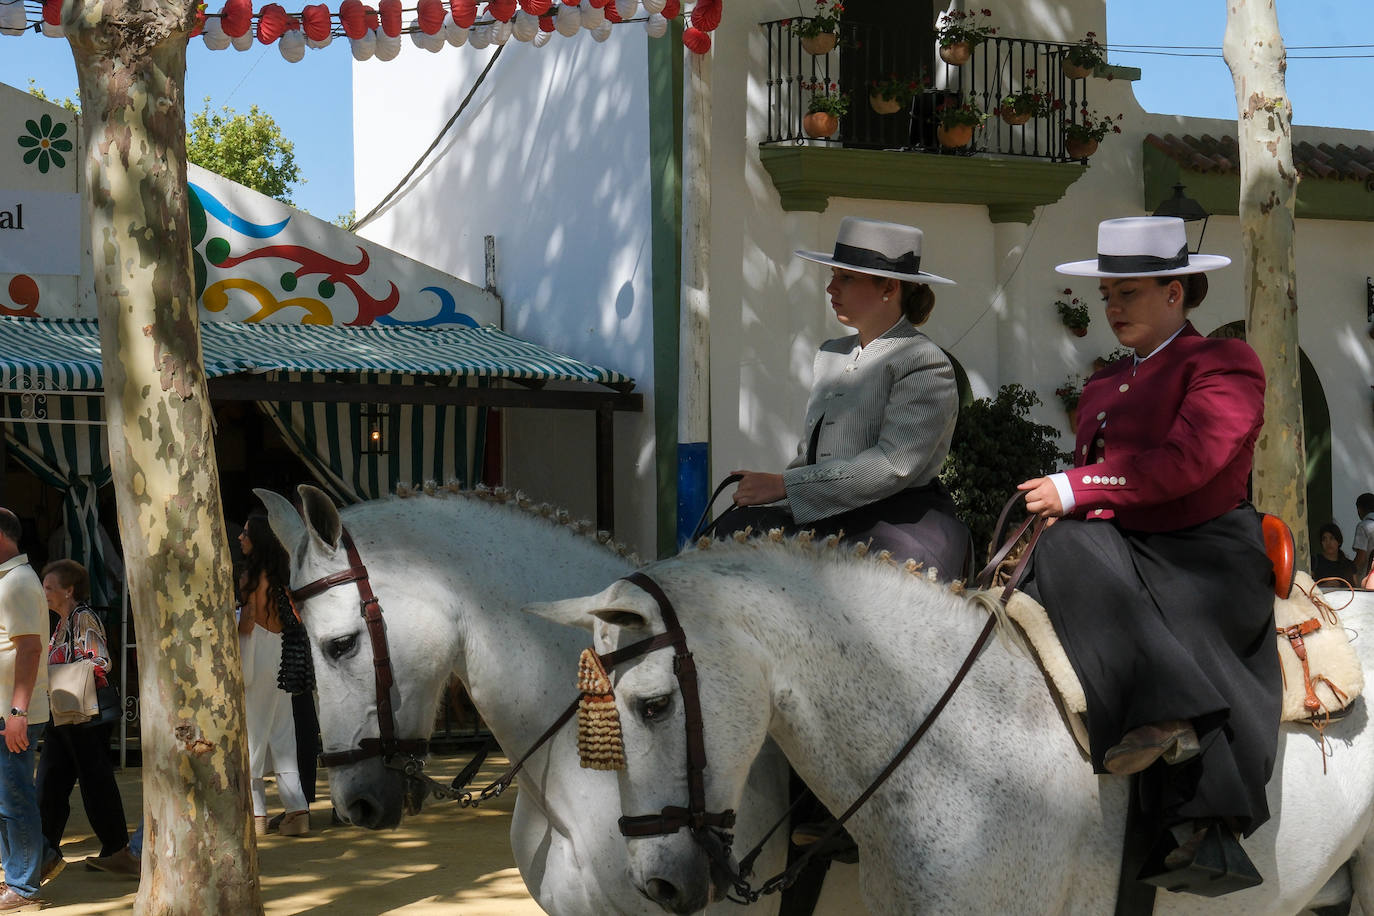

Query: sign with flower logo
[[17, 114, 72, 174]]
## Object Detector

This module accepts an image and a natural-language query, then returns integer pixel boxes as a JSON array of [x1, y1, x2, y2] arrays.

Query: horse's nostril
[[644, 877, 680, 908], [640, 878, 697, 911], [348, 798, 380, 829]]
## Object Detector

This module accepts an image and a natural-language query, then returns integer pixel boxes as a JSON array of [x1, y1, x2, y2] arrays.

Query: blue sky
[[2, 0, 1369, 223], [1, 35, 354, 221]]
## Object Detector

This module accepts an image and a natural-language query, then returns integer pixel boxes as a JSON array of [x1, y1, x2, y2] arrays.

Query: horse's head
[[529, 563, 772, 914], [258, 485, 451, 830]]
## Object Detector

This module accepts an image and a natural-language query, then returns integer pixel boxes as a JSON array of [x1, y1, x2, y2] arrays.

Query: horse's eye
[[639, 695, 672, 722], [326, 633, 359, 661]]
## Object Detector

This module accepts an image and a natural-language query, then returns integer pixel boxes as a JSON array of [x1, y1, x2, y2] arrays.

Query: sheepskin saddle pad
[[1003, 570, 1363, 758]]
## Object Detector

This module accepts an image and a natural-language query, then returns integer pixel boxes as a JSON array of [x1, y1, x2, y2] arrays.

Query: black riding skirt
[[715, 481, 973, 582], [1022, 503, 1281, 835]]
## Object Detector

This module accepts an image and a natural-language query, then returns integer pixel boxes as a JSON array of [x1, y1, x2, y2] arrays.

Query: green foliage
[[26, 81, 81, 114], [186, 100, 303, 204], [786, 0, 844, 39], [940, 384, 1070, 566], [935, 94, 988, 129], [332, 209, 356, 229], [1064, 32, 1105, 70]]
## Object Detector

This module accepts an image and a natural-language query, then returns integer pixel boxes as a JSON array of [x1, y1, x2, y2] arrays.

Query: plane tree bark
[[1223, 0, 1308, 565], [63, 0, 261, 910]]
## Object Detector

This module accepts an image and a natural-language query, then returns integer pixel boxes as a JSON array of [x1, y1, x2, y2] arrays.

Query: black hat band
[[832, 242, 921, 275], [1096, 243, 1189, 274]]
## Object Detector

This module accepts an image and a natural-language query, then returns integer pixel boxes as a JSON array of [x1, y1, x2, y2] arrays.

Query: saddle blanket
[[1003, 570, 1364, 757]]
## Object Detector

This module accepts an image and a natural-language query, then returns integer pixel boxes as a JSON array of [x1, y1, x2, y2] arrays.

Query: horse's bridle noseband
[[290, 527, 429, 772]]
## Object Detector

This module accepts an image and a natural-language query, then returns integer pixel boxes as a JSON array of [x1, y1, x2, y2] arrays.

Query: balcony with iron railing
[[758, 19, 1131, 222]]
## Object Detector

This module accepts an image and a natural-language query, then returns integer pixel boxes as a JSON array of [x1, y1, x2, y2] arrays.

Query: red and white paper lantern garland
[[2, 0, 712, 56]]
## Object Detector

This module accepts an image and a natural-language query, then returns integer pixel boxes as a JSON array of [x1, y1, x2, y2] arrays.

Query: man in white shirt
[[0, 509, 50, 910]]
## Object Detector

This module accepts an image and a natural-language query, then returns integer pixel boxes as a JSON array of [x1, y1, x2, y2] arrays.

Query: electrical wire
[[350, 43, 504, 231], [946, 205, 1045, 350]]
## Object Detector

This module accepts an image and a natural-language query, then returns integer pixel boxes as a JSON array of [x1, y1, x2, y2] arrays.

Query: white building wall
[[353, 1, 1374, 552], [352, 29, 658, 553]]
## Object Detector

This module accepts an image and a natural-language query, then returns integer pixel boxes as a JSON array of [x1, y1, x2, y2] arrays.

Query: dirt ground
[[16, 755, 546, 915]]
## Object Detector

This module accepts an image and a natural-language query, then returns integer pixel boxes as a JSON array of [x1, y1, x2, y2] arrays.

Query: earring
[[883, 296, 890, 302]]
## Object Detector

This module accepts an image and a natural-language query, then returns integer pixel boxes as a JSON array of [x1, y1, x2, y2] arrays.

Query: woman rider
[[725, 216, 972, 582], [1018, 216, 1279, 891]]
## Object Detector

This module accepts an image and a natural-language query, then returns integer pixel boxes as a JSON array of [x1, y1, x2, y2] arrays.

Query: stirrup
[[1137, 823, 1262, 897]]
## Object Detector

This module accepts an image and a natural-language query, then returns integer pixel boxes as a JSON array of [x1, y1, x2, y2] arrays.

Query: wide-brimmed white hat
[[1056, 216, 1231, 278], [795, 217, 956, 285]]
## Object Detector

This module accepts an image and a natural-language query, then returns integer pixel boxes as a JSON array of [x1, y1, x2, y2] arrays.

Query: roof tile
[[1147, 132, 1374, 184]]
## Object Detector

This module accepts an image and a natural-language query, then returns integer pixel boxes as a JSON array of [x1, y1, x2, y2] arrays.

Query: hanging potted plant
[[1062, 31, 1105, 79], [1092, 348, 1133, 372], [1055, 288, 1091, 336], [1063, 107, 1123, 159], [868, 72, 926, 115], [787, 0, 844, 55], [1054, 375, 1084, 430], [801, 80, 849, 139], [936, 7, 996, 66], [994, 69, 1059, 125], [934, 94, 986, 149]]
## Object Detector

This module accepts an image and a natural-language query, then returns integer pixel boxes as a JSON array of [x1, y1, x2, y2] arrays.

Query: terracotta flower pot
[[870, 93, 903, 115], [939, 41, 972, 66], [1000, 109, 1032, 126], [1063, 59, 1093, 80], [1065, 137, 1098, 159], [937, 123, 974, 148], [1066, 407, 1078, 430], [1070, 325, 1088, 338], [800, 32, 837, 55], [803, 111, 839, 139]]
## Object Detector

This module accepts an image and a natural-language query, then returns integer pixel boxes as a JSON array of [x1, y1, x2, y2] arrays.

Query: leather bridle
[[290, 526, 429, 773], [604, 572, 737, 844], [611, 499, 1047, 903]]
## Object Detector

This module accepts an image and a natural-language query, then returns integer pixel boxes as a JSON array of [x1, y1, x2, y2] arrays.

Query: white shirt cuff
[[1049, 472, 1076, 515]]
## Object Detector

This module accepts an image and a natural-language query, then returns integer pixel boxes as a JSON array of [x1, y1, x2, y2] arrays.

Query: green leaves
[[186, 100, 303, 204], [939, 384, 1070, 565]]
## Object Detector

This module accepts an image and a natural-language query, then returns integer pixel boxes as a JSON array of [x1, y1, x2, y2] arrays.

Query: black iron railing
[[762, 19, 1093, 161]]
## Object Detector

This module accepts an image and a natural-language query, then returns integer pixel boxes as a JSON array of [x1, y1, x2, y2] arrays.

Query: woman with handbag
[[37, 560, 132, 878], [237, 515, 312, 837]]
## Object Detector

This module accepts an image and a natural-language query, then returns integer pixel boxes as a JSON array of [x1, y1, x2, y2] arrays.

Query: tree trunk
[[1223, 1, 1308, 566], [63, 1, 262, 911]]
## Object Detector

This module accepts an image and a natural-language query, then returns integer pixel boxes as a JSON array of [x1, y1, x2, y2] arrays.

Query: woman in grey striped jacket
[[722, 217, 971, 582]]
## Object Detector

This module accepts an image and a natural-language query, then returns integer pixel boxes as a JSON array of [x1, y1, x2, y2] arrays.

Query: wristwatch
[[8, 707, 26, 718]]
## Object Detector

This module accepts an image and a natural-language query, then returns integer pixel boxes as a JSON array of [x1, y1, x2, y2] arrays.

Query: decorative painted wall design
[[16, 114, 71, 174], [187, 166, 500, 327], [3, 275, 39, 316]]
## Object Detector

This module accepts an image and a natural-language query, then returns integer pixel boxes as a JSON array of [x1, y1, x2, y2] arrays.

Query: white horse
[[259, 485, 854, 916], [531, 536, 1374, 915]]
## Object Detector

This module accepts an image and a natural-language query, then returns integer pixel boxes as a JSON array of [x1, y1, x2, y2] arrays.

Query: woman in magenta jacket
[[1018, 217, 1278, 892]]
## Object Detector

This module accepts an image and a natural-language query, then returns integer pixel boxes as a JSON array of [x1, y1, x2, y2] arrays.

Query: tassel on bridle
[[577, 648, 625, 770]]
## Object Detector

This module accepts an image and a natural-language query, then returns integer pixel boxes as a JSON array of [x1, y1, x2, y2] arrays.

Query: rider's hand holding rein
[[730, 471, 786, 507], [1018, 477, 1064, 519]]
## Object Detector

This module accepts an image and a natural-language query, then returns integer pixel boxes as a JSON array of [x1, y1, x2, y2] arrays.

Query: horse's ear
[[296, 484, 342, 551], [254, 488, 306, 556], [526, 587, 652, 633]]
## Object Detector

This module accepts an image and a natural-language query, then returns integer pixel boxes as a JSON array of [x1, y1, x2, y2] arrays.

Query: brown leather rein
[[613, 499, 1047, 903]]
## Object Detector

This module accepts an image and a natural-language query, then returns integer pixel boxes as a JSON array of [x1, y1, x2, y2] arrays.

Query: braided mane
[[390, 480, 642, 566], [684, 525, 963, 590]]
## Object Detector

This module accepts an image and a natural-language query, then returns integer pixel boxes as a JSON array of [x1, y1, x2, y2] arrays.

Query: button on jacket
[[1070, 322, 1264, 531], [782, 320, 958, 525]]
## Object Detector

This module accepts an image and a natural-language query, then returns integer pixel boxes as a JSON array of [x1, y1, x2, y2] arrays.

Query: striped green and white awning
[[0, 317, 635, 392]]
